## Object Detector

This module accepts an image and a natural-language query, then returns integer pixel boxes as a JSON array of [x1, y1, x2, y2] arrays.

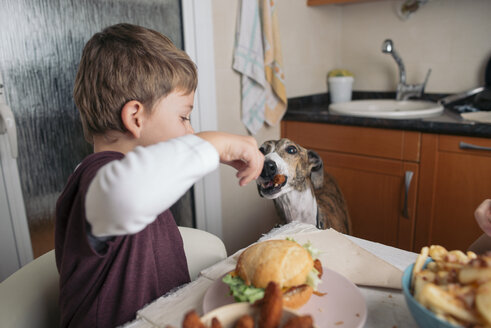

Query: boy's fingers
[[200, 132, 264, 186], [245, 148, 264, 177], [236, 149, 263, 186], [236, 162, 256, 185]]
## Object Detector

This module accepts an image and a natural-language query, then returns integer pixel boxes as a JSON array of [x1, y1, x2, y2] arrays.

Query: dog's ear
[[308, 150, 324, 189]]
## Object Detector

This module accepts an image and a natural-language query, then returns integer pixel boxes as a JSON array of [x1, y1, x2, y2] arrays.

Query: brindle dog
[[257, 138, 352, 234]]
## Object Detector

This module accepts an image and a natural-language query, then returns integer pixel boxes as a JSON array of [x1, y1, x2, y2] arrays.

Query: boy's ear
[[121, 100, 145, 138]]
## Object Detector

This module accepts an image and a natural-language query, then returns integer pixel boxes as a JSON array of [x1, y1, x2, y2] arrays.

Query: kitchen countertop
[[284, 92, 491, 138]]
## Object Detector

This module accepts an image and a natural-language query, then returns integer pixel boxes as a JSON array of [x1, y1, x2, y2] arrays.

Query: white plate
[[202, 267, 367, 328]]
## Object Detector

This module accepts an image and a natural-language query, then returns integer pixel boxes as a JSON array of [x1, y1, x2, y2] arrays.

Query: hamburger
[[222, 239, 323, 309]]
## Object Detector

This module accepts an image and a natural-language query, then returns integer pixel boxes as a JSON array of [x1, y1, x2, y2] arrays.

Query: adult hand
[[197, 131, 264, 186], [475, 199, 491, 236]]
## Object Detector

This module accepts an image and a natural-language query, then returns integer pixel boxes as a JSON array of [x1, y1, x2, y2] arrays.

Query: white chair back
[[0, 227, 227, 327], [178, 226, 227, 280], [0, 249, 59, 328]]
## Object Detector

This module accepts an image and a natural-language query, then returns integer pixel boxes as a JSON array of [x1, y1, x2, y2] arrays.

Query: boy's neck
[[92, 131, 139, 154]]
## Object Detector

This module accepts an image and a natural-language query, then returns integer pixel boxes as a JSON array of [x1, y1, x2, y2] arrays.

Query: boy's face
[[140, 90, 195, 145]]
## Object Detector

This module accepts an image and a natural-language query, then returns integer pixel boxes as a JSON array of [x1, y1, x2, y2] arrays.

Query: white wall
[[211, 0, 491, 253], [341, 0, 491, 93]]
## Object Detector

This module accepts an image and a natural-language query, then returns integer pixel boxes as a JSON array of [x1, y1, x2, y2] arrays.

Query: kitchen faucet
[[382, 39, 431, 101]]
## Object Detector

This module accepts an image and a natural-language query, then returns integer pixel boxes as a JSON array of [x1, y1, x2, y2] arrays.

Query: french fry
[[412, 246, 429, 287], [418, 283, 479, 325], [447, 250, 471, 264], [476, 281, 491, 326], [183, 310, 207, 328], [426, 261, 438, 272], [411, 245, 491, 328], [258, 282, 283, 328], [235, 315, 254, 328], [466, 251, 478, 261], [459, 267, 491, 284], [413, 270, 436, 301], [428, 245, 447, 261], [211, 317, 223, 328]]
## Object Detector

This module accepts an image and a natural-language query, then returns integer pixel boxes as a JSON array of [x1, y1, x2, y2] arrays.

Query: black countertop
[[284, 92, 491, 138]]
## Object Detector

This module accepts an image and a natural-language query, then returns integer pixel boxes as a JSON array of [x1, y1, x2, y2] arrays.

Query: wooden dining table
[[121, 223, 420, 328]]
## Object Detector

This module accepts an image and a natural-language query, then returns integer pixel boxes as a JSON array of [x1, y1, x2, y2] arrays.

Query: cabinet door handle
[[402, 171, 414, 218], [459, 141, 491, 152]]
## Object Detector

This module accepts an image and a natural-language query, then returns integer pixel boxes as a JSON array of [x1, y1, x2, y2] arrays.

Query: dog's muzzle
[[257, 160, 287, 196]]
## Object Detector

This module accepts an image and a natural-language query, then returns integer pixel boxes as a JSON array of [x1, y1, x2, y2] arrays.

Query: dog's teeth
[[274, 183, 278, 187]]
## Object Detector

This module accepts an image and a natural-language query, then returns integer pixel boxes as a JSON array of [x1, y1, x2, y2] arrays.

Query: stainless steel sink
[[329, 99, 443, 119]]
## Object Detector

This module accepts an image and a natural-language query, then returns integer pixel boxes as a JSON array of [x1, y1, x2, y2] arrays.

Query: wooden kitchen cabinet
[[282, 121, 491, 252], [282, 121, 420, 250], [414, 134, 491, 252]]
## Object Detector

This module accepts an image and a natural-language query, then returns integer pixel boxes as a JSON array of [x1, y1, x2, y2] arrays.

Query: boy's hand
[[475, 199, 491, 236], [197, 132, 264, 186]]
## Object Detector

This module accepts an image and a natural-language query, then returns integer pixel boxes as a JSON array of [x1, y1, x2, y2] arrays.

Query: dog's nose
[[261, 160, 277, 178]]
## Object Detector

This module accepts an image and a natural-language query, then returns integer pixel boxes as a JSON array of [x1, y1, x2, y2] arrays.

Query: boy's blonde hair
[[74, 23, 197, 143]]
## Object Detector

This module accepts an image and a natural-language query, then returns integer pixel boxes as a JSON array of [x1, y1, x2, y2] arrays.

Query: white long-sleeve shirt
[[85, 134, 219, 237]]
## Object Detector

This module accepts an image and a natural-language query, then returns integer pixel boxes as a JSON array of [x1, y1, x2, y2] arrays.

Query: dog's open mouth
[[259, 174, 287, 195]]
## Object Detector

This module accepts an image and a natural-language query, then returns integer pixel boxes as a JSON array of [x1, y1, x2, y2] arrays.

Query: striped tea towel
[[233, 0, 267, 135], [261, 0, 287, 126]]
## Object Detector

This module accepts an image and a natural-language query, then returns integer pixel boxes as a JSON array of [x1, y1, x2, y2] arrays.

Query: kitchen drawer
[[282, 121, 421, 162], [438, 134, 491, 156], [415, 133, 491, 251]]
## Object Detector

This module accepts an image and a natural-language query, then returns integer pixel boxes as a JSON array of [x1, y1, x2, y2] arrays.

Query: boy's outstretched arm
[[86, 135, 219, 237], [197, 132, 264, 186], [86, 132, 263, 238]]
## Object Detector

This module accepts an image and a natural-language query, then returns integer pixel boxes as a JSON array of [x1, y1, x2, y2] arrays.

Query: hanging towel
[[233, 0, 267, 135], [260, 0, 287, 126]]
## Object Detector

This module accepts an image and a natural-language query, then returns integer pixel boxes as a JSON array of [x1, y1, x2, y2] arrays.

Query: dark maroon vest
[[55, 151, 190, 327]]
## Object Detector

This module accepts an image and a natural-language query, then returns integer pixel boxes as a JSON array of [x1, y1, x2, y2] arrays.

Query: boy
[[55, 23, 264, 327]]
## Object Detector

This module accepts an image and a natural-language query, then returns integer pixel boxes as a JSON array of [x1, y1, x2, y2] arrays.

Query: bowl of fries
[[402, 245, 491, 328]]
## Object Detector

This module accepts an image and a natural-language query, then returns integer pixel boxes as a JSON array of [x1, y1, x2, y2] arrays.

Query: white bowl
[[201, 303, 301, 328]]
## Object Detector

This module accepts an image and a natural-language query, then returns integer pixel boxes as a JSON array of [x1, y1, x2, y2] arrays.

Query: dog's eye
[[259, 147, 266, 154], [286, 145, 297, 154]]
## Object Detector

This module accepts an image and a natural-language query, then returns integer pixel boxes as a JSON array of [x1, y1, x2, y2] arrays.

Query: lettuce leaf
[[302, 241, 321, 261], [306, 267, 322, 290], [222, 274, 265, 303]]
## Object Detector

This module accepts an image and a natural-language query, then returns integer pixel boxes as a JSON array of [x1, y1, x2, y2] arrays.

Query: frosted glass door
[[0, 0, 192, 236]]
